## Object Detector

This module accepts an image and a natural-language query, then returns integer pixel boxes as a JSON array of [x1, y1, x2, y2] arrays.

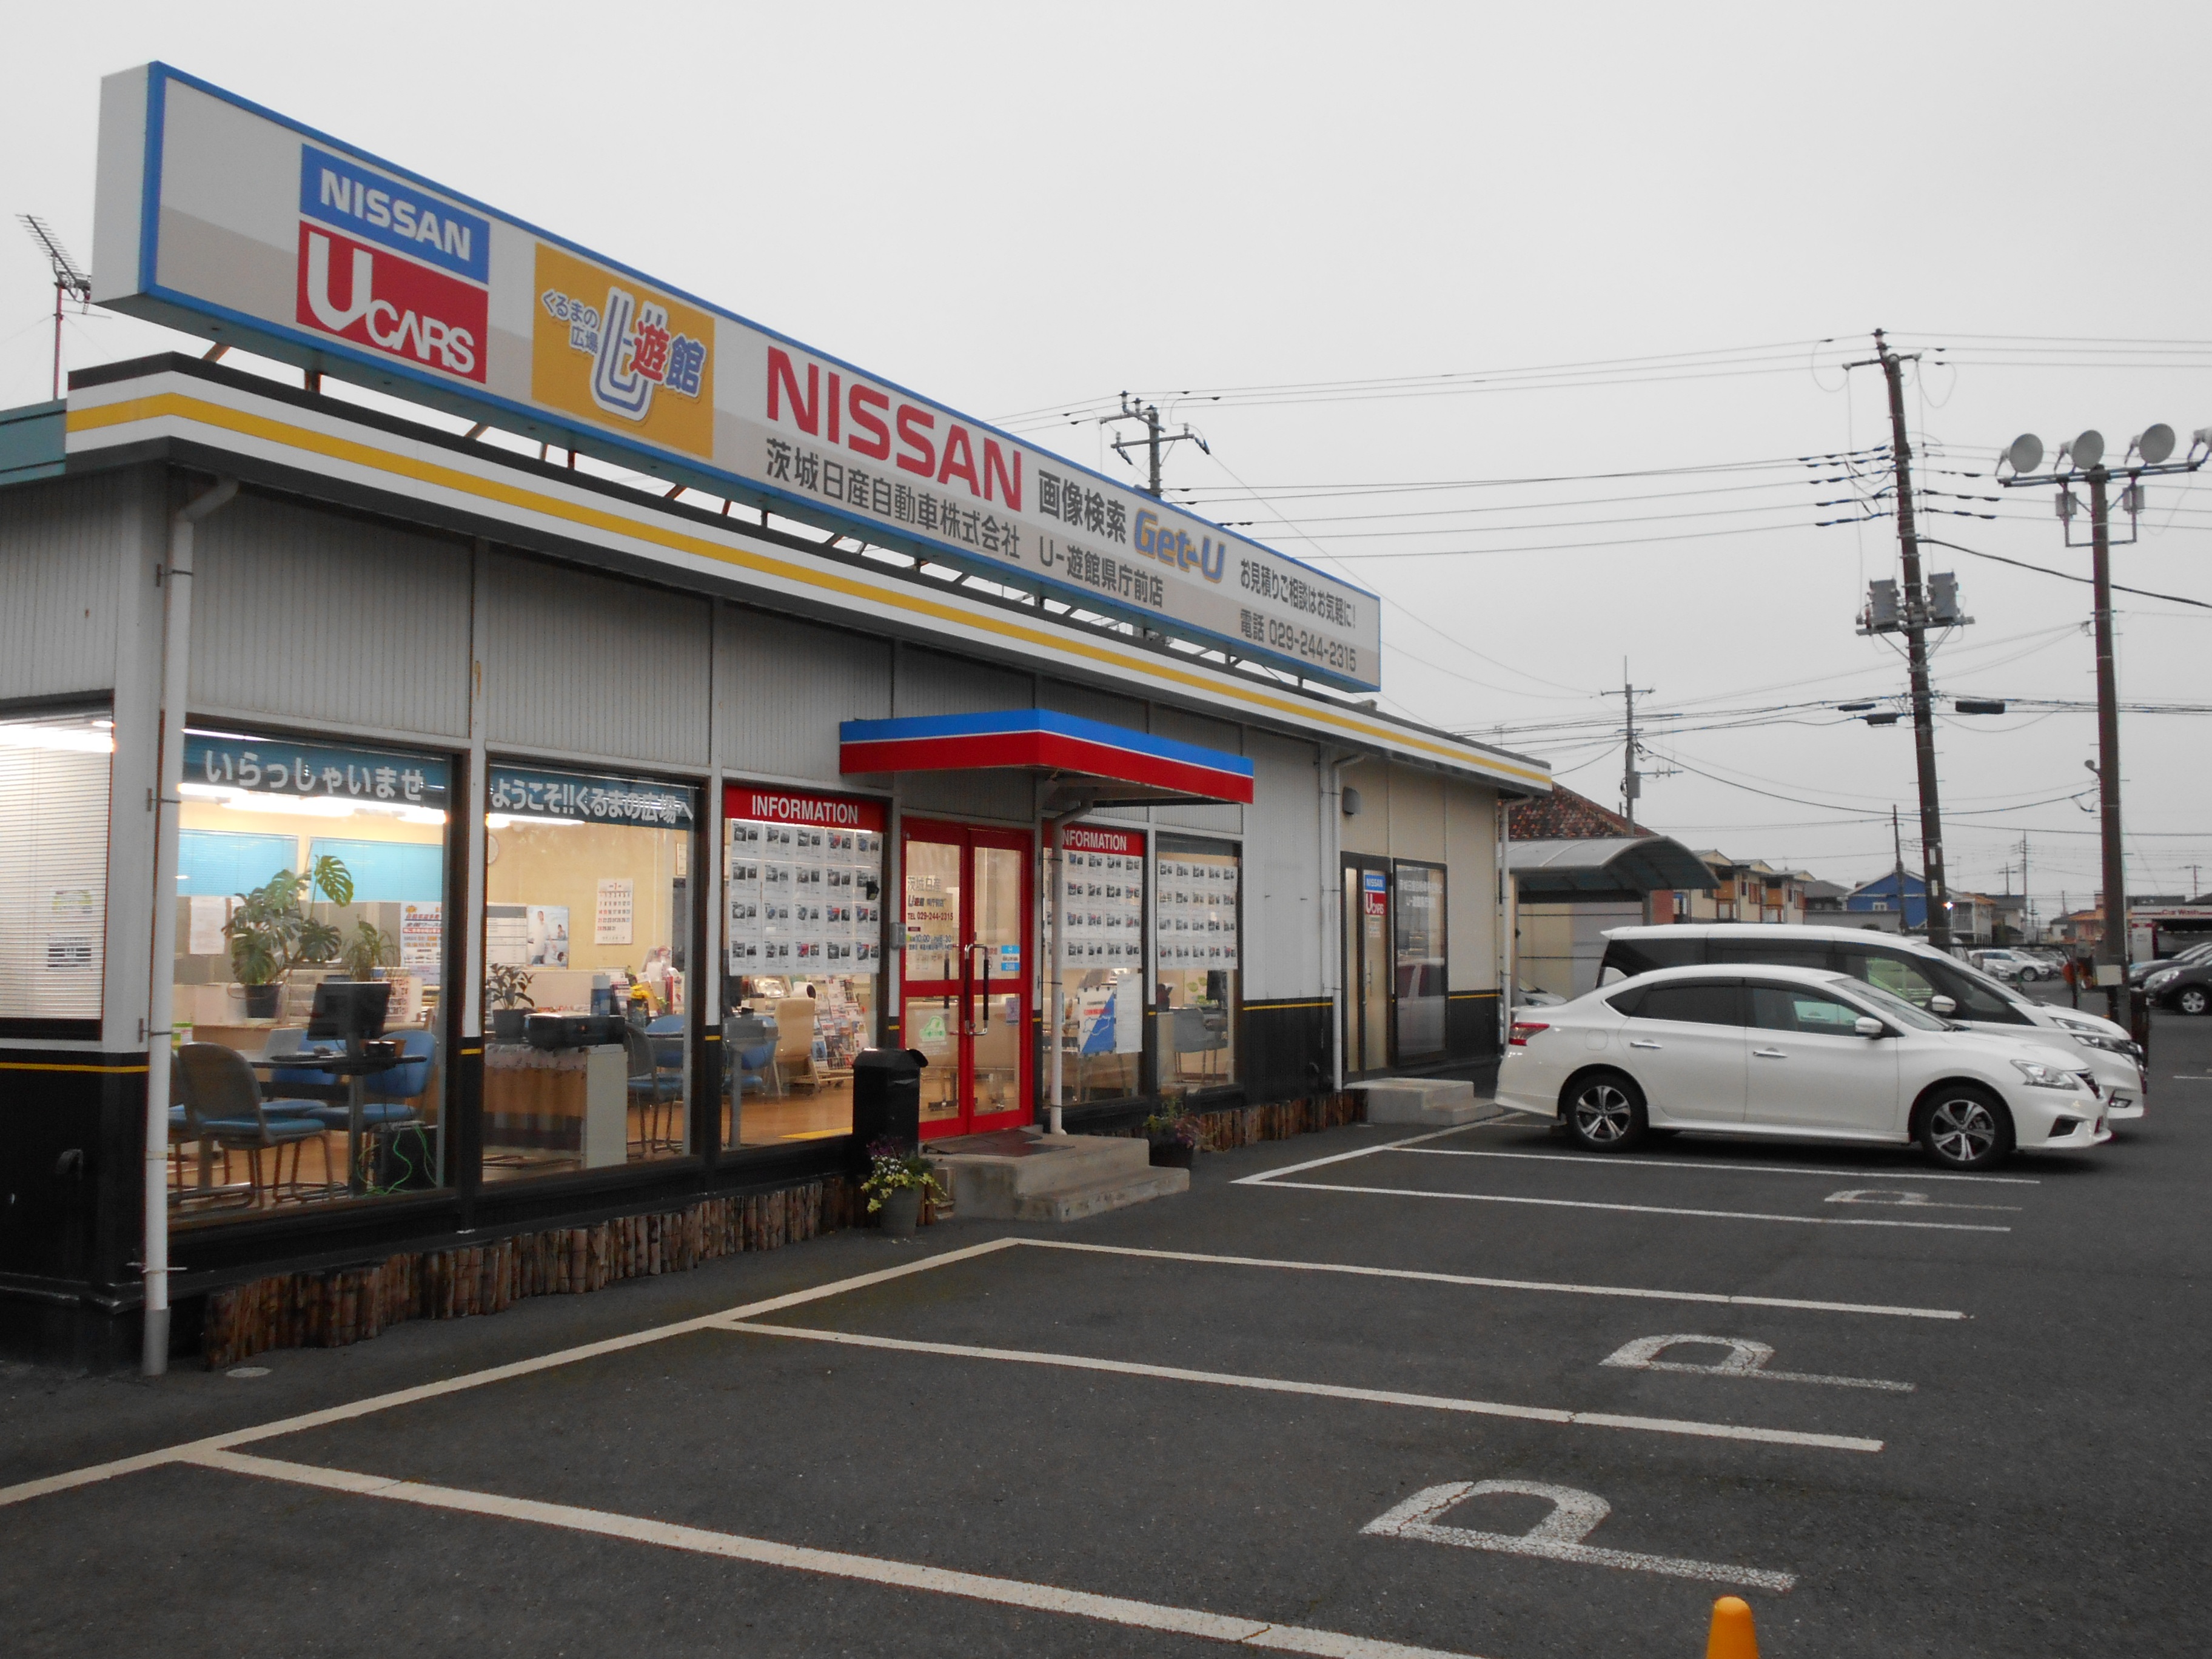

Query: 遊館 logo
[[540, 282, 708, 424]]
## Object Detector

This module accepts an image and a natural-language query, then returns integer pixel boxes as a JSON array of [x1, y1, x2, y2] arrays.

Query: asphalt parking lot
[[5, 1004, 2209, 1658]]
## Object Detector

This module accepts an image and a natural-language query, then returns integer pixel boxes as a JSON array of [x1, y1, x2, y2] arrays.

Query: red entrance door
[[900, 820, 1032, 1139]]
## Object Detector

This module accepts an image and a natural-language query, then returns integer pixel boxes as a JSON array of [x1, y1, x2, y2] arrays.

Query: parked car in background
[[2131, 941, 2212, 987], [1498, 965, 2110, 1168], [1599, 925, 2148, 1119], [1974, 948, 2055, 983], [2143, 957, 2212, 1016]]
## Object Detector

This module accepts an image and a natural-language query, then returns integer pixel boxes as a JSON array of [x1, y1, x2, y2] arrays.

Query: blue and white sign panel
[[88, 63, 1381, 691]]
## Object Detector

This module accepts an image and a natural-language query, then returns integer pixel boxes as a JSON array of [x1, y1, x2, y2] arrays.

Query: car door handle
[[1752, 1048, 1788, 1059], [1627, 1039, 1661, 1050]]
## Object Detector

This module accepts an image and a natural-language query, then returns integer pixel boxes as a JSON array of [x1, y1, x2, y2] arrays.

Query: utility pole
[[1102, 394, 1208, 497], [1601, 665, 1654, 831], [1997, 420, 2209, 1022], [1849, 329, 1952, 951]]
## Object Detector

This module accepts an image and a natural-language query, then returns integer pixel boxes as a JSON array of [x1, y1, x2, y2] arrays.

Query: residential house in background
[[1504, 788, 1712, 998], [1678, 853, 1809, 925]]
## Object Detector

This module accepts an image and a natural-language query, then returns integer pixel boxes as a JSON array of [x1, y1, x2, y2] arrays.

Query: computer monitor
[[307, 979, 392, 1042]]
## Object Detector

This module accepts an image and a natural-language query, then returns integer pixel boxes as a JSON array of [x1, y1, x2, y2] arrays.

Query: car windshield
[[1840, 978, 1949, 1031]]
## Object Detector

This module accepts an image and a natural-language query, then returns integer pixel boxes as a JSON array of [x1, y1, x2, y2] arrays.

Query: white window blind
[[0, 713, 113, 1024]]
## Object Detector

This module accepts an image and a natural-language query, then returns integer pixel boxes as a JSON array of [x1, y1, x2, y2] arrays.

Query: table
[[245, 1045, 398, 1196]]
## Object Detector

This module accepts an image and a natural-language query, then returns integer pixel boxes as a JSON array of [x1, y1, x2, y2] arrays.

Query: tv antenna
[[18, 215, 92, 402]]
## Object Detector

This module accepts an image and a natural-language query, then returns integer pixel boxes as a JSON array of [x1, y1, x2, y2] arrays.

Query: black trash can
[[852, 1047, 927, 1156]]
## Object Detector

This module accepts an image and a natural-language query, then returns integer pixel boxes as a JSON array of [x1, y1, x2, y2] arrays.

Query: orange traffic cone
[[1706, 1595, 1758, 1659]]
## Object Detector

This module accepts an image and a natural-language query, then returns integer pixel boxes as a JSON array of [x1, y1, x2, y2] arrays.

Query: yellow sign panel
[[531, 243, 714, 458]]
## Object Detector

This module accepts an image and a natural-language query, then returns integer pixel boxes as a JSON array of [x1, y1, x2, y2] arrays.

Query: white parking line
[[716, 1320, 1885, 1452], [1364, 1480, 1796, 1592], [1230, 1127, 1478, 1185], [1390, 1147, 2038, 1186], [0, 1237, 1028, 1512], [1024, 1239, 1969, 1320], [1600, 1334, 1914, 1393], [187, 1449, 1490, 1659], [1248, 1179, 2012, 1232]]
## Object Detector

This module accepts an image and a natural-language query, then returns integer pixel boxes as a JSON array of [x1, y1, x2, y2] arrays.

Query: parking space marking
[[1600, 1334, 1914, 1392], [1824, 1188, 2020, 1212], [1362, 1480, 1796, 1592], [1246, 1179, 2013, 1232], [0, 1236, 1027, 1512], [1024, 1239, 1969, 1320], [715, 1320, 1885, 1452], [184, 1449, 1490, 1659], [1230, 1127, 1481, 1185], [1388, 1147, 2037, 1185]]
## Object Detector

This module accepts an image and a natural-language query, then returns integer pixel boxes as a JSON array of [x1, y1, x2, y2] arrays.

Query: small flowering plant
[[860, 1136, 947, 1215], [1142, 1106, 1202, 1150]]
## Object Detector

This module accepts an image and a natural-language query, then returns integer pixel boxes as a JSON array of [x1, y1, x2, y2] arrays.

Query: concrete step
[[1013, 1164, 1190, 1222], [1358, 1076, 1502, 1127], [926, 1131, 1163, 1220]]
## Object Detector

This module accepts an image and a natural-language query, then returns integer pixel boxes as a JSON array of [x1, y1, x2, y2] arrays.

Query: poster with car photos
[[1056, 825, 1146, 970], [724, 788, 886, 975], [1155, 850, 1239, 972]]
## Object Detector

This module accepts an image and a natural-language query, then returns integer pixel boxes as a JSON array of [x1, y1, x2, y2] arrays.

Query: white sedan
[[1497, 965, 2111, 1169]]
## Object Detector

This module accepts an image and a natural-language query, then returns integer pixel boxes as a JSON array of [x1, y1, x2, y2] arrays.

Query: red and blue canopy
[[839, 710, 1255, 805]]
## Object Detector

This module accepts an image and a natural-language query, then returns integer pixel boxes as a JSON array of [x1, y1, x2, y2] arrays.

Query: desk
[[244, 1046, 394, 1196]]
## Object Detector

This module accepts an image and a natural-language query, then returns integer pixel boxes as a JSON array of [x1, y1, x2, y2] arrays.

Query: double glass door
[[902, 820, 1031, 1139]]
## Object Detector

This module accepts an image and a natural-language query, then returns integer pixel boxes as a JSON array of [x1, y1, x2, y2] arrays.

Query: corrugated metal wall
[[192, 493, 471, 738], [1444, 778, 1498, 991], [0, 472, 140, 703], [895, 646, 1032, 718], [483, 553, 710, 767], [1039, 677, 1145, 730], [717, 605, 890, 783], [1243, 732, 1322, 999], [1338, 756, 1390, 856], [1387, 764, 1447, 862]]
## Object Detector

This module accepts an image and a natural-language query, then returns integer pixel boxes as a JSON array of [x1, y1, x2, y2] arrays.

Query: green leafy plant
[[485, 963, 535, 1011], [224, 856, 353, 987], [860, 1138, 947, 1215], [1142, 1104, 1202, 1150], [339, 919, 398, 981]]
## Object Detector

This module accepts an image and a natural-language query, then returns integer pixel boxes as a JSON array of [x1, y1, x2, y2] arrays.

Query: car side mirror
[[1854, 1016, 1886, 1038], [1928, 995, 1957, 1016]]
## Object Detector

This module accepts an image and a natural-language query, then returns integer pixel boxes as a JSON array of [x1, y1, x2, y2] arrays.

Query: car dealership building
[[0, 64, 1547, 1369]]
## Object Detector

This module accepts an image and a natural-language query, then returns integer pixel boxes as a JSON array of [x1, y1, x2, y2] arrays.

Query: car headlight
[[2012, 1059, 2083, 1090], [2071, 1030, 2140, 1057], [2146, 970, 2179, 991]]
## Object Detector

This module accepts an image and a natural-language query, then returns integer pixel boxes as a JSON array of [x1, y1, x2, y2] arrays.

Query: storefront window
[[170, 728, 450, 1219], [1051, 825, 1147, 1102], [0, 707, 112, 1034], [481, 764, 695, 1179], [1393, 860, 1447, 1058], [1155, 835, 1239, 1097], [721, 785, 883, 1150]]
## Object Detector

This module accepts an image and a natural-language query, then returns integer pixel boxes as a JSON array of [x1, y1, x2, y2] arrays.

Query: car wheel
[[1564, 1071, 1648, 1153], [1919, 1086, 2014, 1170], [2179, 985, 2211, 1016]]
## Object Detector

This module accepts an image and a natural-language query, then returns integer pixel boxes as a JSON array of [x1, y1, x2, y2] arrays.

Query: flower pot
[[491, 1008, 528, 1040], [241, 982, 281, 1021], [877, 1187, 921, 1238], [1148, 1140, 1196, 1170]]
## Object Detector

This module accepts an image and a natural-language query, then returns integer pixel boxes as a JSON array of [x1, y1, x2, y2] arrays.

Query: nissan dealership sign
[[90, 64, 1381, 692]]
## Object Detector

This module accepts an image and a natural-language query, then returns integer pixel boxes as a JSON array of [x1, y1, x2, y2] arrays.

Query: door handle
[[1752, 1048, 1788, 1059], [1627, 1039, 1661, 1050], [976, 942, 991, 1032]]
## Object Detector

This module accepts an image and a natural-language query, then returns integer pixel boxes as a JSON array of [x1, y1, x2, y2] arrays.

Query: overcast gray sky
[[5, 2, 2207, 919]]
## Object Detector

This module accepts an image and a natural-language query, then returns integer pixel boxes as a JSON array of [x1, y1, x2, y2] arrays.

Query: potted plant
[[486, 964, 535, 1040], [1142, 1105, 1202, 1169], [861, 1138, 947, 1238], [224, 856, 352, 1020], [339, 917, 397, 982]]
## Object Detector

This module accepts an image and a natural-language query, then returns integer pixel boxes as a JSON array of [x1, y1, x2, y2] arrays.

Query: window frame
[[0, 695, 115, 1042]]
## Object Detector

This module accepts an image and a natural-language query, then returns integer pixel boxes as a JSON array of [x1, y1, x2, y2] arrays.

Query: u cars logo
[[294, 147, 488, 382]]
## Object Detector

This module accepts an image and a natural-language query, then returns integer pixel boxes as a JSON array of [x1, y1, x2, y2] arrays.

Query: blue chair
[[292, 1031, 435, 1185], [723, 1016, 778, 1100], [175, 1044, 324, 1204], [626, 1024, 685, 1154]]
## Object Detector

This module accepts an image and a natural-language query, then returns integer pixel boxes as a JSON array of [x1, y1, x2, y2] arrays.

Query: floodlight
[[2135, 423, 2175, 465], [2005, 433, 2043, 474], [2071, 429, 2104, 469]]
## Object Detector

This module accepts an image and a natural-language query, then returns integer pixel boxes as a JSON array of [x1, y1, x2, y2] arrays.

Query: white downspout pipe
[[1320, 751, 1353, 1094], [142, 475, 237, 1376]]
